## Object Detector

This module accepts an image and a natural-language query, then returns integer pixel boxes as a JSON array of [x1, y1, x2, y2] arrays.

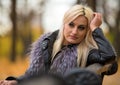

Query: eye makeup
[[78, 25, 86, 30], [69, 22, 74, 28], [69, 22, 87, 30]]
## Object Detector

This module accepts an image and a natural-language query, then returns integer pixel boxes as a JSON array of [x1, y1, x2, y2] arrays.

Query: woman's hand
[[90, 13, 102, 31], [0, 80, 17, 85]]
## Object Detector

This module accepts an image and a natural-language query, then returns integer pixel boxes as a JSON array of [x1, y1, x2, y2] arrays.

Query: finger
[[93, 13, 97, 18], [94, 13, 100, 21], [98, 14, 102, 24], [8, 81, 17, 85], [2, 80, 9, 85], [94, 13, 101, 23], [0, 80, 4, 85], [98, 13, 101, 19]]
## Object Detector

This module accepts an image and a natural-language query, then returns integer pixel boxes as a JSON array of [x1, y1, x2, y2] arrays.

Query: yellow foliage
[[0, 35, 12, 56], [0, 57, 29, 80], [0, 28, 43, 56]]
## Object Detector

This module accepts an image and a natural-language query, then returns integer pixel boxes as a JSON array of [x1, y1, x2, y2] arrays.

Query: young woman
[[0, 4, 118, 85]]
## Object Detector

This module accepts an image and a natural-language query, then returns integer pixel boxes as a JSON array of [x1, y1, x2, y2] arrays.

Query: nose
[[72, 27, 78, 35]]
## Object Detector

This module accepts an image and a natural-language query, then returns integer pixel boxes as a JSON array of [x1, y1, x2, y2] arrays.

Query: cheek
[[82, 31, 87, 37], [78, 31, 87, 39]]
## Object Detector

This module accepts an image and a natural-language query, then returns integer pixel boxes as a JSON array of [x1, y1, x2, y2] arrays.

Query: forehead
[[72, 15, 88, 25]]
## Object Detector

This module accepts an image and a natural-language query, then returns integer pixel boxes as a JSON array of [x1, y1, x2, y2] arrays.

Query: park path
[[103, 60, 120, 85]]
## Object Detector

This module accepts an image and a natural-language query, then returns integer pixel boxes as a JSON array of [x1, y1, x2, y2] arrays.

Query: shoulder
[[29, 32, 52, 57], [36, 32, 52, 43], [32, 32, 52, 47], [31, 30, 59, 50]]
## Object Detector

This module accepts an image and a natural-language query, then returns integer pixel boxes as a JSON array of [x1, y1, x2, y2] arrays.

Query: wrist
[[90, 26, 99, 32]]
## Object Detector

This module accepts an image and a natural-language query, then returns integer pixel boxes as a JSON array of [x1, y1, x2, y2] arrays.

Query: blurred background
[[0, 0, 120, 85]]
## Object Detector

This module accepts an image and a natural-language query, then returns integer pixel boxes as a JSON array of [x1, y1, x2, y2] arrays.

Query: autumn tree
[[102, 0, 120, 56], [10, 0, 17, 62]]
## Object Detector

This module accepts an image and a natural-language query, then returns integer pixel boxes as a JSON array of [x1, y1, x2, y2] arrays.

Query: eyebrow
[[70, 21, 87, 25], [69, 21, 88, 27], [78, 25, 87, 27]]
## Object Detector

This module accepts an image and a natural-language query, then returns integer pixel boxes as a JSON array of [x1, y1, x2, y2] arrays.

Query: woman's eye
[[69, 22, 74, 28], [78, 25, 86, 30]]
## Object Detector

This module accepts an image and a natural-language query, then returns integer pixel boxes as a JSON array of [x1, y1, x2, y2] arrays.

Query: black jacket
[[6, 28, 118, 82]]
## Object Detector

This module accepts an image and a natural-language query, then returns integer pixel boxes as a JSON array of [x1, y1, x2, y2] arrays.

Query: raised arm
[[88, 28, 116, 64], [87, 13, 118, 75]]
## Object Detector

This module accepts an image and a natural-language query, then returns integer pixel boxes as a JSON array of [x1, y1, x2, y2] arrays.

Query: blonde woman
[[0, 4, 118, 85]]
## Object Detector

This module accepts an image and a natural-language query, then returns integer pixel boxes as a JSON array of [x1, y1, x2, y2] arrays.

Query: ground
[[0, 57, 120, 85]]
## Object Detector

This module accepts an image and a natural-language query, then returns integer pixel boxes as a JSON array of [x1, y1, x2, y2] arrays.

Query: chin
[[68, 41, 79, 44], [65, 38, 80, 45]]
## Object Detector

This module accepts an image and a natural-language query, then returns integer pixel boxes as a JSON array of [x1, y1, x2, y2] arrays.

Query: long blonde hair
[[52, 4, 98, 67]]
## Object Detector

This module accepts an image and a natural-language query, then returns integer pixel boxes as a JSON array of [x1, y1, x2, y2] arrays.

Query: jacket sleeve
[[87, 28, 117, 65], [87, 28, 118, 75], [5, 36, 45, 82], [17, 33, 51, 82]]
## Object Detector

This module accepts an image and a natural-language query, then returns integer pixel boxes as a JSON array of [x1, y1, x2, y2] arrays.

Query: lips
[[69, 36, 78, 40]]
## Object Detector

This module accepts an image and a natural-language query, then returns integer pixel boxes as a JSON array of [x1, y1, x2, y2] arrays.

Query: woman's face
[[63, 15, 88, 45]]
